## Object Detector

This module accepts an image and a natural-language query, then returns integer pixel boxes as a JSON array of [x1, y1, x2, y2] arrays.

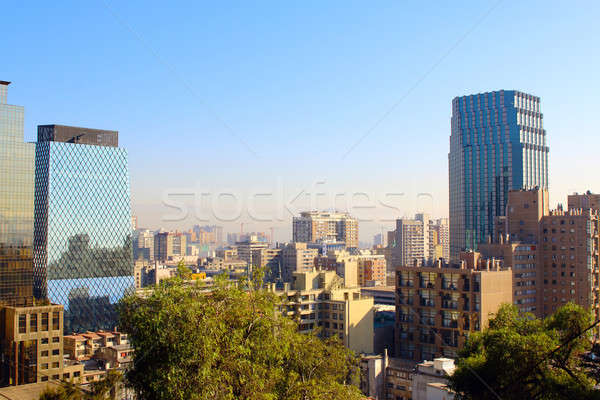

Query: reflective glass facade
[[0, 82, 35, 306], [34, 135, 133, 333], [449, 90, 549, 259]]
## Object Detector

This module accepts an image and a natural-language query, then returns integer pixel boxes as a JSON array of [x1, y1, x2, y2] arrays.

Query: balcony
[[420, 281, 435, 289], [420, 298, 435, 307], [442, 301, 458, 310], [441, 280, 458, 291], [442, 320, 458, 329], [398, 314, 414, 323]]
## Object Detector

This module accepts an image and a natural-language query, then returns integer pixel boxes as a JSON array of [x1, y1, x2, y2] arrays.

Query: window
[[18, 315, 26, 334], [41, 363, 48, 370], [41, 350, 48, 357], [41, 338, 49, 345], [52, 349, 60, 356], [30, 314, 37, 332], [52, 312, 60, 330], [41, 376, 48, 382], [52, 337, 60, 343], [52, 362, 59, 369], [41, 313, 49, 331]]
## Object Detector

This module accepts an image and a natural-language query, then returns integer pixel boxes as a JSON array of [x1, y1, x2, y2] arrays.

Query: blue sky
[[3, 1, 599, 242]]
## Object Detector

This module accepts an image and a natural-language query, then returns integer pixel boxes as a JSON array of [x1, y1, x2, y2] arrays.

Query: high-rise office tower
[[33, 125, 133, 333], [292, 211, 359, 249], [0, 81, 35, 306], [449, 90, 549, 259]]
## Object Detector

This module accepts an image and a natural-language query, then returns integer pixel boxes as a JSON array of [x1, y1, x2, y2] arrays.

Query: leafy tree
[[449, 302, 600, 400], [118, 264, 363, 400]]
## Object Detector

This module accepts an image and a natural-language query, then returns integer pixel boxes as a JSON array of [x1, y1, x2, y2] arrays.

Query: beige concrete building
[[271, 269, 374, 354], [360, 353, 455, 400], [280, 242, 319, 283], [395, 253, 512, 361], [314, 250, 359, 287], [0, 303, 66, 386], [292, 211, 359, 248]]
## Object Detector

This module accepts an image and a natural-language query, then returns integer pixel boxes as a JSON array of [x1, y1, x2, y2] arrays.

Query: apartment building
[[314, 250, 359, 287], [270, 270, 374, 354], [360, 352, 455, 400], [0, 303, 66, 386], [280, 242, 319, 283], [393, 218, 427, 268], [292, 211, 359, 248], [480, 188, 600, 319], [154, 232, 187, 262], [358, 253, 387, 286], [63, 330, 129, 361], [395, 253, 512, 361]]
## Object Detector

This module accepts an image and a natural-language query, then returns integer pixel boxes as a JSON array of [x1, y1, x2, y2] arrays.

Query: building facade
[[480, 188, 600, 319], [292, 211, 359, 248], [449, 90, 549, 260], [33, 125, 134, 333], [154, 231, 187, 262], [280, 242, 319, 283], [0, 81, 35, 307], [271, 270, 374, 354], [395, 253, 512, 361]]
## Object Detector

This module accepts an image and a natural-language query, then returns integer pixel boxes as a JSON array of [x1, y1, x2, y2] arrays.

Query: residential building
[[0, 303, 66, 386], [449, 90, 549, 260], [360, 353, 454, 400], [568, 191, 600, 212], [395, 252, 512, 361], [0, 81, 35, 307], [314, 250, 358, 287], [479, 188, 600, 319], [392, 217, 426, 267], [133, 229, 154, 262], [280, 242, 318, 283], [63, 329, 129, 362], [154, 231, 187, 262], [412, 358, 455, 400], [430, 218, 450, 264], [33, 124, 134, 333], [270, 269, 374, 354], [357, 252, 387, 286], [292, 211, 359, 248]]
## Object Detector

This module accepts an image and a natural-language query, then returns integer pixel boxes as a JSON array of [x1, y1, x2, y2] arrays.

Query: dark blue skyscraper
[[33, 125, 133, 333], [449, 90, 549, 259]]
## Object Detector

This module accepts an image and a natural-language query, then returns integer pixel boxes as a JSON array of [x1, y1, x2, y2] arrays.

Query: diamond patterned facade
[[33, 130, 133, 333]]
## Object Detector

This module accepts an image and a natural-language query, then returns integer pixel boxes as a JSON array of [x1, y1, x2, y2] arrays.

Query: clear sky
[[3, 0, 599, 242]]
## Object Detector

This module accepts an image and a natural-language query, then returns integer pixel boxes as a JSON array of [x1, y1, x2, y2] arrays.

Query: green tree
[[449, 302, 600, 400], [117, 266, 363, 400]]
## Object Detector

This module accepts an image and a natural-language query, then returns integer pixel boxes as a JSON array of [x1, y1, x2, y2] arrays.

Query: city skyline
[[2, 1, 600, 242]]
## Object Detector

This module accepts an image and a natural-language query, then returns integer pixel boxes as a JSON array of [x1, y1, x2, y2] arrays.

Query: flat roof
[[0, 381, 61, 400]]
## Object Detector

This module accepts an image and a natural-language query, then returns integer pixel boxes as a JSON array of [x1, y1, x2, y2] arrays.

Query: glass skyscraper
[[33, 125, 133, 333], [0, 81, 35, 306], [449, 90, 549, 259]]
